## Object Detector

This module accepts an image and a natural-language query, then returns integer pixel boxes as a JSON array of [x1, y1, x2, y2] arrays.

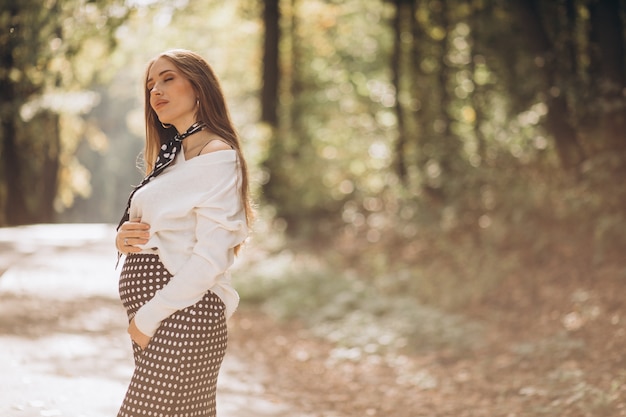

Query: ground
[[0, 224, 624, 417], [227, 261, 626, 417], [228, 283, 625, 417]]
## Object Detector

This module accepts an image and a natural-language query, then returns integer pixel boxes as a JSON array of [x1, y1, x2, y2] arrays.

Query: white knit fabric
[[127, 149, 247, 336]]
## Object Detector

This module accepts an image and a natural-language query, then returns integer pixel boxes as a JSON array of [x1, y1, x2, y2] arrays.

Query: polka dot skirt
[[118, 254, 227, 417]]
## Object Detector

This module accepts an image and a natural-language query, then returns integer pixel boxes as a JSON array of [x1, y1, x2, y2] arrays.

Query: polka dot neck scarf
[[117, 122, 206, 231]]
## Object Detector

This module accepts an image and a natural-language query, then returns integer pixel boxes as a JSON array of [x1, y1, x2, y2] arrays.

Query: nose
[[150, 84, 161, 96]]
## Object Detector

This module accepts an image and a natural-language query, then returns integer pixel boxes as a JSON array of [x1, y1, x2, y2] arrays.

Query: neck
[[172, 116, 200, 135], [175, 122, 205, 141]]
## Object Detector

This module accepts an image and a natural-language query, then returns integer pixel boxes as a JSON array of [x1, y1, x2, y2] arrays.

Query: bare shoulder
[[198, 138, 232, 155]]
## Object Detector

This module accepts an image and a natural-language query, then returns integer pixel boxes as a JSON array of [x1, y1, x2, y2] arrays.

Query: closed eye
[[147, 69, 176, 90]]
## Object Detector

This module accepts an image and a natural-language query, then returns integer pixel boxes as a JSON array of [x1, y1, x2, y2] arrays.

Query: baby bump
[[118, 254, 172, 319]]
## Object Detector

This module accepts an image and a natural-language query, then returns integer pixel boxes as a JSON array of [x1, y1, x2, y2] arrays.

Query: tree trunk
[[410, 0, 428, 171], [0, 4, 29, 225], [469, 0, 487, 162], [563, 0, 578, 75], [391, 0, 413, 183], [39, 111, 60, 223], [261, 0, 281, 127], [436, 0, 461, 180], [589, 0, 626, 150], [1, 117, 30, 225], [510, 0, 586, 169]]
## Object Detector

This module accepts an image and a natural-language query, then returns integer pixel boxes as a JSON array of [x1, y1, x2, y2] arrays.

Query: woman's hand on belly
[[128, 318, 151, 349], [117, 218, 150, 254]]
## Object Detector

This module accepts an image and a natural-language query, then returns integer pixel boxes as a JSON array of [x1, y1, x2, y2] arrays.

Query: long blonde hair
[[142, 49, 254, 236]]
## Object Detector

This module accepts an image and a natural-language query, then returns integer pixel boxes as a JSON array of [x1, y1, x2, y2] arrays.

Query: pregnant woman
[[114, 48, 253, 417]]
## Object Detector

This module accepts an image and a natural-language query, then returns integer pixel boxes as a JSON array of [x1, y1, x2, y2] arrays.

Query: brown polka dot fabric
[[118, 254, 227, 417]]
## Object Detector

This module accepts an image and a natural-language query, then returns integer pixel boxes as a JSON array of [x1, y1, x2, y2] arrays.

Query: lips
[[153, 99, 168, 110]]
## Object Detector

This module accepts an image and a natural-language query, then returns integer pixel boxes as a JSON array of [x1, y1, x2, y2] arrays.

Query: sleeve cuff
[[133, 295, 172, 337]]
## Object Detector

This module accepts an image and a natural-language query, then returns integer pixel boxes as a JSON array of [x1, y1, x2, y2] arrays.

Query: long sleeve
[[132, 157, 247, 337]]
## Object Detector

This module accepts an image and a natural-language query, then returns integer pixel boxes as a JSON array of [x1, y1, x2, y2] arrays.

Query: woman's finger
[[117, 219, 150, 253], [128, 319, 151, 349], [121, 223, 149, 232]]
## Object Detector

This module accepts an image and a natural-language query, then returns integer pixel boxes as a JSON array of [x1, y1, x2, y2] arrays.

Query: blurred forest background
[[1, 0, 625, 415]]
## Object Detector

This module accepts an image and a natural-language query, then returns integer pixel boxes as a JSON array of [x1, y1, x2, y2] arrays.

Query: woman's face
[[146, 56, 197, 131]]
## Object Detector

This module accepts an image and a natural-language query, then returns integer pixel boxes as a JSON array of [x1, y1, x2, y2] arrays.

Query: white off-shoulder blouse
[[126, 149, 247, 337]]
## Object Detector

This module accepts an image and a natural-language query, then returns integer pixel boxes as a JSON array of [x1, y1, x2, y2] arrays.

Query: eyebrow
[[147, 69, 175, 85]]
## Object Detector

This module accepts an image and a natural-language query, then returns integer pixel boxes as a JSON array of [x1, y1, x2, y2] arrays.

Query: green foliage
[[256, 0, 626, 310], [261, 0, 396, 238], [233, 249, 485, 354], [0, 0, 130, 224]]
